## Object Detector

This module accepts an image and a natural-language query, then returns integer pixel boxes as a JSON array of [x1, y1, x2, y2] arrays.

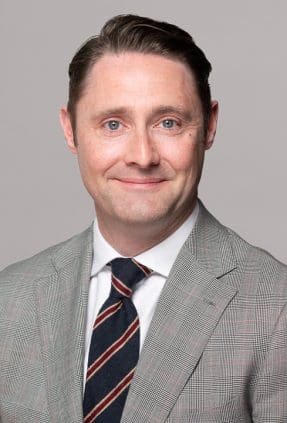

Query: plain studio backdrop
[[0, 0, 286, 269]]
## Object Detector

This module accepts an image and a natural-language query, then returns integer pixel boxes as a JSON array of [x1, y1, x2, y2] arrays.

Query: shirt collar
[[91, 202, 199, 278]]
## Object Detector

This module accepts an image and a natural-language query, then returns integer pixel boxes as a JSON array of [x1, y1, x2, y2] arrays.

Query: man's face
[[61, 52, 217, 236]]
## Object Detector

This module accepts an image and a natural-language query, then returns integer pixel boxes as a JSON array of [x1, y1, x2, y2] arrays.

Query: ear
[[59, 106, 77, 154], [204, 100, 219, 150]]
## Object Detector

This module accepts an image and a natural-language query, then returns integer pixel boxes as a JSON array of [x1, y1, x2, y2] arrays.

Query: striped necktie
[[83, 257, 152, 423]]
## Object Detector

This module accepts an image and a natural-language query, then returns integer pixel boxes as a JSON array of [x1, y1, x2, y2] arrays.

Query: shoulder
[[0, 225, 93, 286], [226, 225, 287, 288], [193, 201, 287, 290]]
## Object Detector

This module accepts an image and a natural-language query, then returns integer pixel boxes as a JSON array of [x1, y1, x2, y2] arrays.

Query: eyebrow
[[151, 106, 193, 122], [91, 108, 130, 121], [90, 105, 193, 122]]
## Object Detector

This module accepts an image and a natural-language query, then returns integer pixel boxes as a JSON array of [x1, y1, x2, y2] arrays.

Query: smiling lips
[[114, 178, 166, 188]]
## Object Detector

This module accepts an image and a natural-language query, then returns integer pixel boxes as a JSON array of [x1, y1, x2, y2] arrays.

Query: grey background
[[1, 0, 286, 270]]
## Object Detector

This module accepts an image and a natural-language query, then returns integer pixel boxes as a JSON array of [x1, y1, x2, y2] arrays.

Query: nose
[[125, 129, 160, 168]]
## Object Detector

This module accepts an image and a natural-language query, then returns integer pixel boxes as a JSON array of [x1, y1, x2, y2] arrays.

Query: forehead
[[88, 52, 196, 90], [78, 52, 201, 115], [89, 51, 194, 75]]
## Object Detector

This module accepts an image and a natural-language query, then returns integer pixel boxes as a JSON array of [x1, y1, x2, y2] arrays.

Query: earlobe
[[59, 107, 77, 154], [205, 100, 219, 150]]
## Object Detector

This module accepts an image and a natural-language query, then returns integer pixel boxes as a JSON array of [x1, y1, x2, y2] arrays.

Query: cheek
[[162, 140, 203, 173], [76, 146, 101, 185], [77, 139, 119, 177]]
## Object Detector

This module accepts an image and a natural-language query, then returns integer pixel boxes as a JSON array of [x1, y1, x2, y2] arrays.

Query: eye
[[161, 119, 176, 129], [105, 120, 121, 130]]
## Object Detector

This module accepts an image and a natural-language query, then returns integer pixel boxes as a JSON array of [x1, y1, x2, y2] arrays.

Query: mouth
[[113, 178, 167, 189]]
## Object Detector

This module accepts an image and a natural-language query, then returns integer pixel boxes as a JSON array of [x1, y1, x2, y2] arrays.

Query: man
[[1, 14, 287, 423]]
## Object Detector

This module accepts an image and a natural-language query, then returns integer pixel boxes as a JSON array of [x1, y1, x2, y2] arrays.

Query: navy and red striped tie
[[83, 257, 152, 423]]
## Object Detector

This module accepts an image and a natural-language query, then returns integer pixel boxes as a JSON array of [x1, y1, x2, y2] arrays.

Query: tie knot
[[110, 258, 152, 298]]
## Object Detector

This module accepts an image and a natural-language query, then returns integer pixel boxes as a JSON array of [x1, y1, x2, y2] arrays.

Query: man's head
[[67, 14, 213, 134], [60, 15, 218, 254]]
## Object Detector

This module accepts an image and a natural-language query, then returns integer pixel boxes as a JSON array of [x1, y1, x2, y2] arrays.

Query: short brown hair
[[67, 14, 212, 131]]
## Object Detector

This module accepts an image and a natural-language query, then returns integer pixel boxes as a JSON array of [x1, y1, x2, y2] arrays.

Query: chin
[[118, 214, 165, 226], [113, 207, 170, 226]]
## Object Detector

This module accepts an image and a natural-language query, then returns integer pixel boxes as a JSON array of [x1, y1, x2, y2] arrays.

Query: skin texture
[[60, 52, 218, 256]]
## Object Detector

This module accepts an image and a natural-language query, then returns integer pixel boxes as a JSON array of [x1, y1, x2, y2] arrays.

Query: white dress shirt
[[83, 203, 199, 385]]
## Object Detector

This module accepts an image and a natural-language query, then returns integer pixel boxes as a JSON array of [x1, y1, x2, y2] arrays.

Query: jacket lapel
[[121, 203, 238, 422], [35, 227, 93, 423]]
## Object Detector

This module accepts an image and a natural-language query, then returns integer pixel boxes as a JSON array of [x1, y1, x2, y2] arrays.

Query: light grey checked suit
[[1, 202, 287, 422]]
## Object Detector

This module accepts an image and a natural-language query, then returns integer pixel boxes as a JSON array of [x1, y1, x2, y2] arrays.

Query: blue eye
[[162, 119, 175, 128], [106, 120, 120, 130]]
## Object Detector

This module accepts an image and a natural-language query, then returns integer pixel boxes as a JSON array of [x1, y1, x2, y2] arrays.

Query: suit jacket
[[1, 202, 287, 422]]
